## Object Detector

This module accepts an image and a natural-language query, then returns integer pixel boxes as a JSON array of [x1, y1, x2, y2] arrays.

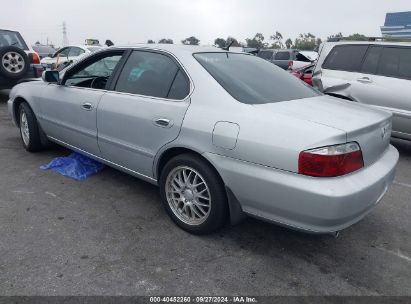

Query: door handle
[[357, 77, 373, 84], [82, 102, 93, 110], [153, 118, 172, 128]]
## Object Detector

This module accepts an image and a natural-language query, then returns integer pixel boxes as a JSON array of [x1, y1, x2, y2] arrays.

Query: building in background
[[381, 11, 411, 38]]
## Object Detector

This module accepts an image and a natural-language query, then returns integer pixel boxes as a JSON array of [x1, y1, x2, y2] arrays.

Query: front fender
[[8, 81, 46, 126]]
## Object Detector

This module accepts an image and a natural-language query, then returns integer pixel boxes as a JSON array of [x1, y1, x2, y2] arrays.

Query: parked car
[[40, 45, 102, 70], [8, 45, 398, 235], [32, 44, 56, 59], [313, 40, 411, 141], [289, 64, 314, 86], [257, 49, 315, 70], [0, 29, 43, 90]]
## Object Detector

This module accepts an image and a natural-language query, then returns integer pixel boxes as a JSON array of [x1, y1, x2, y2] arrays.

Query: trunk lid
[[254, 95, 392, 166]]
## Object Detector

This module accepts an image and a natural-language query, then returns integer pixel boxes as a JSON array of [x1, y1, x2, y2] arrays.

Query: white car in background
[[313, 40, 411, 141], [40, 45, 102, 70]]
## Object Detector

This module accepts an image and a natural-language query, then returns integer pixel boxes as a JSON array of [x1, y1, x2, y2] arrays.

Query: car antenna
[[222, 40, 234, 51]]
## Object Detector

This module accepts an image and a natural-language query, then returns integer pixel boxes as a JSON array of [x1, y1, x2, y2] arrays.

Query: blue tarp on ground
[[40, 152, 105, 181]]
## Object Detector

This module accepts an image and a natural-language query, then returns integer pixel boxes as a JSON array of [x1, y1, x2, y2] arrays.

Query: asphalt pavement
[[0, 92, 410, 296]]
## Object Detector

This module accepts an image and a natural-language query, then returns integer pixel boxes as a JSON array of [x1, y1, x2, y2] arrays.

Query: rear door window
[[275, 51, 291, 60], [378, 47, 411, 79], [323, 45, 368, 72], [361, 46, 382, 75], [167, 70, 190, 99], [115, 50, 189, 99]]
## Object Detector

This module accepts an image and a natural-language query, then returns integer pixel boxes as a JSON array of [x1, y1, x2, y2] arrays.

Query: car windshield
[[0, 30, 28, 50], [194, 52, 319, 104]]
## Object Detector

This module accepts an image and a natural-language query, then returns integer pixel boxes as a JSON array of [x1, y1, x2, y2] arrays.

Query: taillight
[[31, 52, 41, 64], [299, 142, 364, 177]]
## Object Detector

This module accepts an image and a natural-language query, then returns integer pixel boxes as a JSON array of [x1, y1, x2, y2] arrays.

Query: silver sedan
[[8, 45, 399, 235]]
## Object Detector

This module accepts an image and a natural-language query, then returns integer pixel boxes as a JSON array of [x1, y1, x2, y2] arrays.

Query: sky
[[1, 0, 411, 47]]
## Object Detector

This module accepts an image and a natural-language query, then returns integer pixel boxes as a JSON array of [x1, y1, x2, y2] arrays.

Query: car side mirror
[[42, 70, 60, 83]]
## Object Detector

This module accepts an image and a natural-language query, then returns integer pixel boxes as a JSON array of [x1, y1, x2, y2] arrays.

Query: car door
[[38, 50, 126, 156], [351, 46, 411, 137], [96, 50, 191, 178]]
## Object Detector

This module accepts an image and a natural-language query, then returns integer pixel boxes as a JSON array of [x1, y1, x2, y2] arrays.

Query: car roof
[[116, 44, 227, 52], [0, 29, 20, 32], [324, 40, 411, 47], [60, 45, 102, 50], [111, 44, 238, 57]]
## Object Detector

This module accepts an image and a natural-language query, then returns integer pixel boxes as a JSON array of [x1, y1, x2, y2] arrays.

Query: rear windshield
[[194, 52, 319, 104], [0, 30, 28, 50]]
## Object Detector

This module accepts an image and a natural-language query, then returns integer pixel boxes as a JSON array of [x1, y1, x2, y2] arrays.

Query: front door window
[[64, 53, 123, 89]]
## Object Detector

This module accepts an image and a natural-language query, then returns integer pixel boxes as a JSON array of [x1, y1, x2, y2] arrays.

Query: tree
[[294, 33, 316, 50], [245, 33, 267, 49], [270, 31, 284, 49], [346, 33, 367, 41], [227, 36, 241, 47], [285, 38, 293, 49], [214, 36, 242, 48], [327, 32, 343, 40], [214, 38, 226, 48], [147, 39, 155, 44], [182, 36, 200, 45], [158, 38, 174, 44]]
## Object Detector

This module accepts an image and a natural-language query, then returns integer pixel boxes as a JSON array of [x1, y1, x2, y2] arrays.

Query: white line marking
[[379, 247, 411, 263], [45, 191, 57, 197], [394, 181, 411, 189], [12, 190, 35, 194]]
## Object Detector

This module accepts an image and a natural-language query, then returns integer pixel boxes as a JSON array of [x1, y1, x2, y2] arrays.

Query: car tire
[[159, 153, 228, 235], [18, 103, 43, 152], [0, 46, 29, 79]]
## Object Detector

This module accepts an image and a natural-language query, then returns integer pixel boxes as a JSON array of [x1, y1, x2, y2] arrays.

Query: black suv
[[0, 29, 43, 90]]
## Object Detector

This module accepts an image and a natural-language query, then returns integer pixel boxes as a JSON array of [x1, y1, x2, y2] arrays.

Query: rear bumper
[[0, 64, 43, 90], [205, 145, 399, 234]]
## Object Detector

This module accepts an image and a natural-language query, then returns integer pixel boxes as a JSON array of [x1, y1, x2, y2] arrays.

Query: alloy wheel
[[20, 110, 30, 146], [2, 52, 25, 74], [165, 166, 211, 225]]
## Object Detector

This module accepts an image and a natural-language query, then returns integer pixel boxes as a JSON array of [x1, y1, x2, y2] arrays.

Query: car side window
[[64, 53, 123, 88], [69, 47, 85, 57], [258, 51, 273, 60], [304, 66, 314, 74], [55, 47, 70, 58], [323, 45, 368, 72], [275, 52, 290, 60], [115, 50, 187, 99], [167, 70, 190, 99], [361, 46, 382, 75], [378, 47, 411, 80]]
